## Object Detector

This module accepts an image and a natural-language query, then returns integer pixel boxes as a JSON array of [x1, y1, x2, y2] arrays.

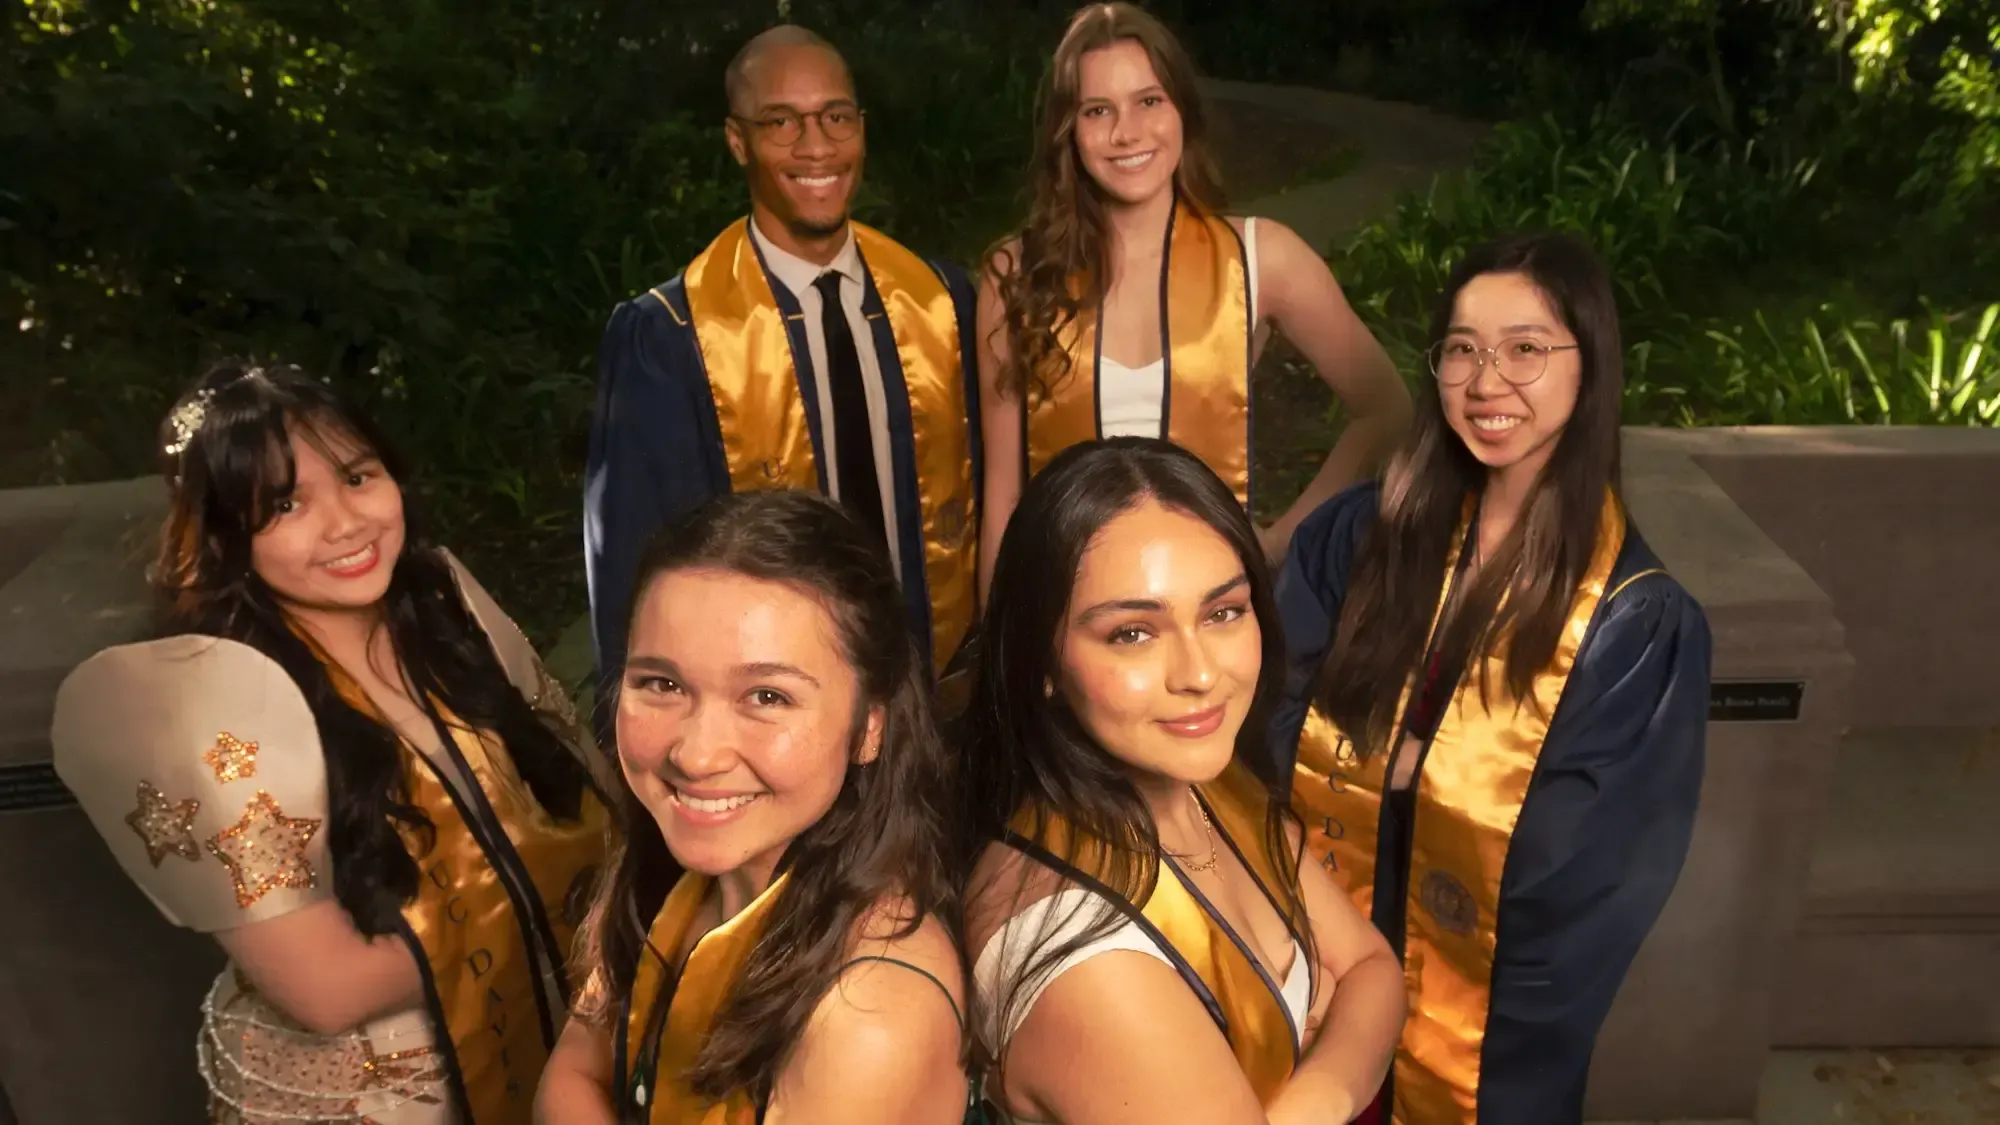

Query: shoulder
[[1227, 215, 1311, 261], [433, 549, 537, 696], [1595, 550, 1711, 657], [781, 904, 965, 1103], [842, 902, 965, 1021], [52, 635, 335, 931], [981, 235, 1024, 287], [600, 282, 693, 360], [1290, 480, 1382, 580]]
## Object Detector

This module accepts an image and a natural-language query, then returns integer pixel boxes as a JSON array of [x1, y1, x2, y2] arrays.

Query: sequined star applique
[[201, 731, 259, 784], [125, 781, 201, 866], [206, 790, 322, 908]]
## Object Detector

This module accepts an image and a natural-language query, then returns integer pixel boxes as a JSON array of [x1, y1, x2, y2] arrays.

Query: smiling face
[[726, 42, 865, 246], [248, 422, 404, 617], [1438, 270, 1585, 478], [1072, 38, 1183, 208], [1055, 498, 1260, 788], [616, 567, 883, 882]]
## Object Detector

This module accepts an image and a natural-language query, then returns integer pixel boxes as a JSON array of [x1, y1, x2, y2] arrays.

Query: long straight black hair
[[1315, 231, 1627, 756], [151, 359, 594, 935], [963, 436, 1313, 1047], [572, 488, 960, 1104]]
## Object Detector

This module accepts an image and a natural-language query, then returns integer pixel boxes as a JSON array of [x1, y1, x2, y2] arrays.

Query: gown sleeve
[[582, 291, 724, 708], [439, 548, 596, 760], [1478, 572, 1713, 1124], [50, 636, 337, 934], [1266, 481, 1381, 779]]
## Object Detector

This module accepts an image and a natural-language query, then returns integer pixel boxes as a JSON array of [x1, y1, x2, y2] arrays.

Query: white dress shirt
[[748, 217, 904, 576]]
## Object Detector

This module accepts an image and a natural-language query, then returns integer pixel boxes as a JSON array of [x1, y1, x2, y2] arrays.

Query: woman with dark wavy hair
[[975, 2, 1409, 601], [963, 437, 1406, 1125], [51, 359, 611, 1125], [537, 489, 973, 1124], [1272, 232, 1712, 1125]]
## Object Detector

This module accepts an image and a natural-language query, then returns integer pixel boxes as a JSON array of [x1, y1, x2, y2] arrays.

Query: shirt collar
[[748, 215, 864, 299]]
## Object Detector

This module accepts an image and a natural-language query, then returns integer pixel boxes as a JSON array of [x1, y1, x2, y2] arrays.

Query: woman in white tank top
[[974, 4, 1411, 608], [958, 438, 1406, 1125]]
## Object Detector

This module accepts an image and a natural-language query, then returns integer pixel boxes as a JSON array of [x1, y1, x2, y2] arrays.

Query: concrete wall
[[0, 479, 219, 1125], [4, 426, 1998, 1124], [1585, 428, 2000, 1122]]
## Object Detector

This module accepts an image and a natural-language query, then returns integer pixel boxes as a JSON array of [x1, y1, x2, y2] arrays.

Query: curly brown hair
[[985, 2, 1226, 403]]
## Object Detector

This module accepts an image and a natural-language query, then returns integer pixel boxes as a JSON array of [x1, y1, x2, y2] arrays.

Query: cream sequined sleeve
[[52, 636, 336, 933], [438, 548, 605, 777]]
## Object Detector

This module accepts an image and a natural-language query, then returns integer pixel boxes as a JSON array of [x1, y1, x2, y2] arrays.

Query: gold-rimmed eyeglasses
[[1426, 337, 1580, 387], [730, 105, 865, 146]]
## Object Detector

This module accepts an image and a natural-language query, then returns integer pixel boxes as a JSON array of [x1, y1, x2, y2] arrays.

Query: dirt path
[[1204, 81, 1488, 523]]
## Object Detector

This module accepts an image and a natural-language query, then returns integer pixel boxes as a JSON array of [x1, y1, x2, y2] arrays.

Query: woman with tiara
[[52, 360, 611, 1125], [975, 2, 1411, 597], [536, 489, 976, 1124], [963, 437, 1407, 1124]]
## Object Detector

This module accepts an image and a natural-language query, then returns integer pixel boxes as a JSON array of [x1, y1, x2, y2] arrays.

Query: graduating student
[[538, 491, 974, 1124], [53, 361, 610, 1125], [974, 2, 1409, 600], [584, 24, 981, 709], [1270, 232, 1712, 1124], [962, 438, 1406, 1125]]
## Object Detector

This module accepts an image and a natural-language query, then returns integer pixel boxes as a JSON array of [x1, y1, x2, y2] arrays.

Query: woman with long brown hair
[[1271, 232, 1712, 1125], [975, 2, 1410, 602], [51, 359, 611, 1125], [536, 489, 973, 1124], [962, 438, 1406, 1125]]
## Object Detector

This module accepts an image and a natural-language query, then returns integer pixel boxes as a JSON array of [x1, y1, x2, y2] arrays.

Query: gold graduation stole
[[1007, 763, 1303, 1103], [621, 873, 791, 1124], [316, 660, 610, 1125], [1290, 491, 1633, 1125], [674, 219, 977, 675], [1024, 203, 1252, 504]]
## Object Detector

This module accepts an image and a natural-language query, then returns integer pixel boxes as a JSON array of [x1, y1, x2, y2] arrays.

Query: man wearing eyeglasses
[[584, 24, 980, 720]]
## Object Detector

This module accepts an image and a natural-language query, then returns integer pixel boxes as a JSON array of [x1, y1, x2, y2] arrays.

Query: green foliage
[[1331, 108, 1998, 429], [0, 0, 1039, 640]]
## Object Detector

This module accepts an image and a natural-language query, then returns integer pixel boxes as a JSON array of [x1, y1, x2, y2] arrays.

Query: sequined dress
[[51, 550, 609, 1125], [199, 970, 453, 1124]]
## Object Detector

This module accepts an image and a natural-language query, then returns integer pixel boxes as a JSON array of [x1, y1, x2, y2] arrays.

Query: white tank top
[[1099, 216, 1263, 439], [972, 885, 1311, 1124]]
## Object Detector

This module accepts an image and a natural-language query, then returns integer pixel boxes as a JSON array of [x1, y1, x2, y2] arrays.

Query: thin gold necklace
[[1166, 787, 1220, 873]]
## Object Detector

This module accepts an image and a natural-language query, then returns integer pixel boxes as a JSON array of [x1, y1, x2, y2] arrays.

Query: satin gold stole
[[1290, 492, 1628, 1125], [1024, 203, 1251, 503], [623, 873, 791, 1124], [1013, 763, 1302, 1102], [316, 659, 611, 1125], [675, 219, 977, 672]]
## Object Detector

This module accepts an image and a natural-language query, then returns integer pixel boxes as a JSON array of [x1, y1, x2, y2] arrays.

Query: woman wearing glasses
[[973, 2, 1409, 597], [1269, 232, 1712, 1125]]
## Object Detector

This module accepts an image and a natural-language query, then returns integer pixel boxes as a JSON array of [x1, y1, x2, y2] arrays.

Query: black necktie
[[812, 270, 888, 544]]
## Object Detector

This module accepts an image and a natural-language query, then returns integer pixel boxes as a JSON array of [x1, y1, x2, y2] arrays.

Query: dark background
[[4, 0, 1995, 643]]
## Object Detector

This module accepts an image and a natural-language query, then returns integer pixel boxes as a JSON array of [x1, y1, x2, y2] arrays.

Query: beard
[[786, 210, 849, 239]]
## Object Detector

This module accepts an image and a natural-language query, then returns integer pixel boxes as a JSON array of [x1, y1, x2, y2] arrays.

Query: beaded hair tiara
[[162, 366, 268, 457]]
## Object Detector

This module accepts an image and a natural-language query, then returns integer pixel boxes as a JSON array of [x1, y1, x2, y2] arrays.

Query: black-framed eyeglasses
[[1426, 337, 1580, 387], [730, 105, 865, 146]]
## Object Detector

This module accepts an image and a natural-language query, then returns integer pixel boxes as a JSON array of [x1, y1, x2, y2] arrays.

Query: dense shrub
[[1, 0, 1042, 638]]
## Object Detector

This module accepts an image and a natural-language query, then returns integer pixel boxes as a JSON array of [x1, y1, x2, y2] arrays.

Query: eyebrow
[[622, 654, 820, 687], [755, 97, 857, 114], [335, 451, 384, 473], [1075, 573, 1249, 624], [1081, 84, 1165, 105], [1447, 323, 1556, 336]]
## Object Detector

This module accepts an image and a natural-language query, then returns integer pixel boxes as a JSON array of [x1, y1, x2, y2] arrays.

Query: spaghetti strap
[[842, 954, 965, 1030]]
